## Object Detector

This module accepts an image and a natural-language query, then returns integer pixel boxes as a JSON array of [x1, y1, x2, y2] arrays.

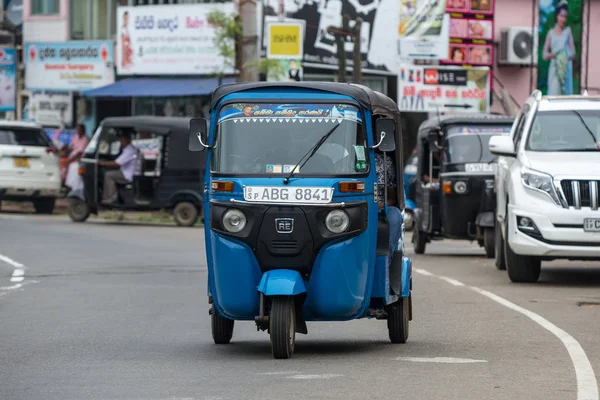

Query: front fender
[[476, 211, 495, 228], [258, 269, 306, 296]]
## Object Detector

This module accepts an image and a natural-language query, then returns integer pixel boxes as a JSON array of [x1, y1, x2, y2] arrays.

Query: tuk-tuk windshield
[[445, 125, 512, 163], [213, 103, 368, 175]]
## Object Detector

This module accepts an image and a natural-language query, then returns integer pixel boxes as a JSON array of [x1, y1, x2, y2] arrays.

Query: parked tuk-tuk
[[68, 116, 205, 226], [188, 82, 413, 359], [412, 113, 514, 257]]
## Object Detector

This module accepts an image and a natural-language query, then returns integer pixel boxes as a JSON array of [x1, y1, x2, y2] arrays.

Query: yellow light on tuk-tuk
[[78, 165, 86, 176], [338, 181, 365, 193], [212, 180, 234, 192], [443, 181, 452, 195]]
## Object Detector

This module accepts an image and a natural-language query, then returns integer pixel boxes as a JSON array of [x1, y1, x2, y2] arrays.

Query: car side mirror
[[188, 117, 208, 152], [488, 135, 516, 157], [373, 118, 396, 152]]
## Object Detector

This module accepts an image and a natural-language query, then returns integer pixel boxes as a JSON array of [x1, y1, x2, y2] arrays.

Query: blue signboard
[[0, 48, 16, 112]]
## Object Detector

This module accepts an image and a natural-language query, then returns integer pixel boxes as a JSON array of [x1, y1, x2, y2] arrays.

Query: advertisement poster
[[398, 0, 450, 60], [27, 91, 73, 127], [261, 0, 399, 75], [44, 128, 76, 149], [116, 3, 236, 75], [266, 21, 304, 59], [443, 0, 495, 67], [24, 41, 115, 91], [0, 48, 16, 112], [398, 64, 490, 112], [537, 0, 582, 95], [266, 59, 304, 82]]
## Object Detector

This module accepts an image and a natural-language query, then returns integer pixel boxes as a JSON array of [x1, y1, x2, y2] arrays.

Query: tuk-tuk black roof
[[417, 113, 515, 139], [209, 82, 400, 117], [100, 116, 191, 133]]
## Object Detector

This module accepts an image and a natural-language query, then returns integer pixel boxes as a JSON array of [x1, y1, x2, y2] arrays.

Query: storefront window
[[93, 0, 109, 39], [132, 97, 209, 117], [134, 98, 154, 116], [32, 0, 60, 15], [71, 0, 91, 39]]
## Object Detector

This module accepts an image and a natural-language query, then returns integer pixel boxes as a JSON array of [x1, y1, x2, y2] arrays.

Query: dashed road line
[[0, 253, 28, 296], [414, 267, 599, 400], [396, 357, 488, 364]]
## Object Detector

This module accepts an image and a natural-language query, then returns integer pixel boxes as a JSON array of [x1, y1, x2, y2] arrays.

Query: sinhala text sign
[[398, 65, 490, 113], [116, 3, 236, 75], [24, 41, 115, 91]]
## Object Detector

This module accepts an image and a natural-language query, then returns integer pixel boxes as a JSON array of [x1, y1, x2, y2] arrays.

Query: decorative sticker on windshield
[[218, 103, 363, 124]]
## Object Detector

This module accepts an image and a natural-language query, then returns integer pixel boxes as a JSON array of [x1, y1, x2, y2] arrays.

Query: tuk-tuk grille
[[271, 240, 299, 250], [559, 180, 599, 209]]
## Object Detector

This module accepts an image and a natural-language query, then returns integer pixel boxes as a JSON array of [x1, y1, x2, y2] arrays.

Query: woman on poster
[[542, 0, 575, 95]]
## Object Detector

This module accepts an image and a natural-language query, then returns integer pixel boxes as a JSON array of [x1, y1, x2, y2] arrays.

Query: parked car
[[403, 148, 418, 230], [0, 120, 61, 213], [490, 91, 600, 282]]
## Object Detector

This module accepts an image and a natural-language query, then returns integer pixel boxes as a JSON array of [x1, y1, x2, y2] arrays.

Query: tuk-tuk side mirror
[[372, 118, 396, 152], [488, 135, 516, 157], [188, 118, 209, 152], [428, 129, 442, 150]]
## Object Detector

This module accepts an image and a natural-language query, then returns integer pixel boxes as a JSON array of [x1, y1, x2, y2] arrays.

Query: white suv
[[489, 91, 600, 282], [0, 120, 61, 214]]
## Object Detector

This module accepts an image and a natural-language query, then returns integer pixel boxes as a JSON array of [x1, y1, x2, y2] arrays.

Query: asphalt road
[[1, 213, 599, 400]]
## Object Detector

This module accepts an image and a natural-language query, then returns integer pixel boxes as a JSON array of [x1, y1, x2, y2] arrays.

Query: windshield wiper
[[283, 123, 343, 185], [571, 110, 600, 150]]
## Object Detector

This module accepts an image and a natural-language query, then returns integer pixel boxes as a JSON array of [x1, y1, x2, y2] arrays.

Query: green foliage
[[207, 10, 241, 77]]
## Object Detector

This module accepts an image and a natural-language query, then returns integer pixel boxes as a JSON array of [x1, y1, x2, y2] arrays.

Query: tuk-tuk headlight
[[222, 209, 247, 233], [453, 181, 468, 194], [325, 210, 350, 233]]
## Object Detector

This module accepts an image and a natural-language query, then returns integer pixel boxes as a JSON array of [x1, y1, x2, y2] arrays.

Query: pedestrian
[[64, 124, 90, 191]]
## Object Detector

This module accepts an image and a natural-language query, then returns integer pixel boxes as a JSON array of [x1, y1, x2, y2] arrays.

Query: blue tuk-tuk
[[188, 82, 413, 359]]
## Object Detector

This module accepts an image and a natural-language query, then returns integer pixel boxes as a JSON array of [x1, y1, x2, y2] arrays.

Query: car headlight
[[520, 167, 560, 205], [222, 208, 247, 233], [325, 209, 350, 233]]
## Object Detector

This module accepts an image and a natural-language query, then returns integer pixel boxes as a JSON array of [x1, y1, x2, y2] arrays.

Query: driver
[[375, 148, 402, 254]]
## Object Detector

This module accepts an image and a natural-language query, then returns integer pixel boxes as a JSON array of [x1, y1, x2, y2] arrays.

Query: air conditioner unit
[[499, 27, 538, 65]]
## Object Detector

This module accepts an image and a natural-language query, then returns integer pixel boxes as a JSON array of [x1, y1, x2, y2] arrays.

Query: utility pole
[[238, 0, 259, 82], [327, 15, 363, 84]]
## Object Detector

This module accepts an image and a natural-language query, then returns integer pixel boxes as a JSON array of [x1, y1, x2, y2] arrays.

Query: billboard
[[27, 91, 73, 128], [398, 64, 490, 113], [266, 21, 304, 59], [261, 0, 399, 75], [24, 41, 115, 91], [0, 48, 16, 112], [537, 0, 582, 95], [398, 0, 450, 60], [116, 3, 236, 75]]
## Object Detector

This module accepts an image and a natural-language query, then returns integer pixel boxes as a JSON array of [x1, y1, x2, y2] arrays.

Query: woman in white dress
[[542, 0, 575, 95]]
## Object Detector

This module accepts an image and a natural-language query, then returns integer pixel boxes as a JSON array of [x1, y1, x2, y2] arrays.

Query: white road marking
[[397, 357, 487, 364], [438, 276, 465, 287], [414, 268, 433, 276], [255, 371, 301, 375], [286, 374, 343, 380], [0, 253, 28, 296], [416, 268, 599, 400]]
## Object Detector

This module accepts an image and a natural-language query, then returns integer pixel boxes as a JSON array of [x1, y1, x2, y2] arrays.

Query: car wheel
[[173, 202, 199, 227], [494, 221, 506, 270], [504, 216, 541, 283], [33, 198, 55, 214], [68, 198, 90, 222], [483, 227, 495, 258]]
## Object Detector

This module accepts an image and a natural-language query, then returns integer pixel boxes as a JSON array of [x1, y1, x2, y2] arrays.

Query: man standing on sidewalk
[[97, 133, 137, 205]]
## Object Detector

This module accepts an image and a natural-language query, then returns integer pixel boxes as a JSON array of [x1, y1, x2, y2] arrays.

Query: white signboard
[[398, 14, 450, 60], [116, 3, 236, 75], [24, 41, 115, 91], [28, 90, 73, 127], [398, 64, 490, 113]]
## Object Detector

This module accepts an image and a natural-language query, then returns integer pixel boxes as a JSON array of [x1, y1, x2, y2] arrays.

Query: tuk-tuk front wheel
[[483, 228, 495, 259], [269, 296, 296, 359], [67, 198, 90, 222], [173, 202, 199, 227], [412, 229, 427, 254], [211, 310, 234, 344], [387, 296, 409, 343]]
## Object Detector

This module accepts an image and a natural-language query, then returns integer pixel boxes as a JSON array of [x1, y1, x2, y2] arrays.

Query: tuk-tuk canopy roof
[[417, 113, 515, 139], [209, 82, 400, 119], [100, 116, 191, 135]]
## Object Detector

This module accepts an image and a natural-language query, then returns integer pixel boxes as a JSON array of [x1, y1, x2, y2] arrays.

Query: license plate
[[13, 157, 29, 168], [583, 218, 600, 232], [465, 163, 495, 173], [244, 186, 334, 204]]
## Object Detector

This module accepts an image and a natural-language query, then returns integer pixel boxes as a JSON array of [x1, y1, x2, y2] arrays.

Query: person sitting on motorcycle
[[375, 148, 402, 253]]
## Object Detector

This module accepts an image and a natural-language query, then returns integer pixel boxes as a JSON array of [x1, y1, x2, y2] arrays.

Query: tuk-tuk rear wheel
[[388, 297, 409, 343], [173, 202, 199, 227], [211, 311, 234, 344], [483, 228, 495, 259], [269, 296, 296, 359], [68, 198, 90, 222]]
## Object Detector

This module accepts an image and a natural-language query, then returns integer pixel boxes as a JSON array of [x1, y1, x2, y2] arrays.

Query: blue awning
[[81, 77, 236, 98]]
